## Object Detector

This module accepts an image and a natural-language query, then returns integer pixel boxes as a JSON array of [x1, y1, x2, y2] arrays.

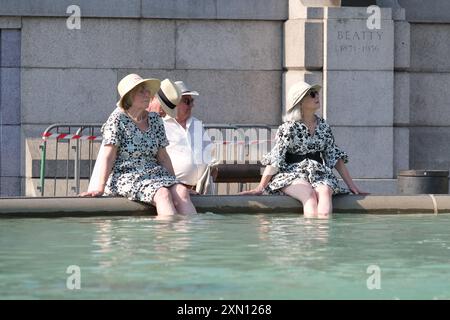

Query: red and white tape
[[213, 139, 273, 145], [42, 132, 102, 141], [41, 133, 273, 145]]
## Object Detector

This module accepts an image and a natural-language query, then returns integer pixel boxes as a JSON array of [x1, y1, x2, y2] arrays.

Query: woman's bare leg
[[314, 184, 333, 219], [282, 180, 318, 218], [153, 187, 178, 216], [170, 184, 197, 214]]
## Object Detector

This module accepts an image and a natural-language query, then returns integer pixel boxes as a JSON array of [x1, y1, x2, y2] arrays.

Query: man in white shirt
[[148, 81, 214, 191]]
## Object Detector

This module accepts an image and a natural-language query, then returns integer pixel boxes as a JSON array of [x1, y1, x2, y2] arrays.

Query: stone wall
[[1, 0, 450, 196], [0, 18, 22, 196], [0, 0, 288, 196], [409, 23, 450, 171]]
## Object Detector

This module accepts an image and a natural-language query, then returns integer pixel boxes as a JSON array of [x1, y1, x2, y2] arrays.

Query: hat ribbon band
[[158, 89, 176, 110]]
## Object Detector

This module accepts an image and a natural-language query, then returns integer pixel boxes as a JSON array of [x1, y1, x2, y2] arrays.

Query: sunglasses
[[182, 98, 194, 106], [308, 90, 319, 98]]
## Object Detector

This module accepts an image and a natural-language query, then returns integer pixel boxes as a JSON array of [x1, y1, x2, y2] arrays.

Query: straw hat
[[157, 79, 182, 118], [175, 81, 199, 96], [116, 73, 160, 109], [287, 81, 322, 112]]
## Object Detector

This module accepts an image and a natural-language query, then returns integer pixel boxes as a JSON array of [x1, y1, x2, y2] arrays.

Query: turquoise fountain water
[[1, 213, 449, 299]]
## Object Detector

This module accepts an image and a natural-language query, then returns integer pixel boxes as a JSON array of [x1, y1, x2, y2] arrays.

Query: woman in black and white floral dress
[[241, 81, 364, 219], [82, 74, 197, 216]]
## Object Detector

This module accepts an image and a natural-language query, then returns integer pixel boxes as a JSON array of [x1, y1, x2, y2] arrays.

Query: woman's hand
[[79, 190, 104, 197], [349, 185, 369, 195], [238, 186, 264, 196], [335, 160, 369, 195]]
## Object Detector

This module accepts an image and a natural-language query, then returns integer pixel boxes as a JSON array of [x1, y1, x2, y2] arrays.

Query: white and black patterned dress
[[261, 116, 349, 195], [102, 107, 178, 203]]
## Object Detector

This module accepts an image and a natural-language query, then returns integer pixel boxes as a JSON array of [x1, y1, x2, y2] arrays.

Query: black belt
[[182, 183, 196, 191], [285, 152, 323, 164]]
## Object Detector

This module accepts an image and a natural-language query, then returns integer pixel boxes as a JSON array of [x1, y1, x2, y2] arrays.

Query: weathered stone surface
[[119, 69, 282, 125], [22, 18, 176, 68], [5, 194, 450, 216], [22, 125, 53, 141], [1, 29, 21, 67], [410, 127, 450, 170], [0, 17, 21, 29], [284, 19, 323, 69], [332, 126, 393, 178], [217, 0, 288, 20], [398, 0, 450, 23], [176, 20, 282, 70], [394, 20, 410, 69], [142, 0, 216, 19], [289, 5, 324, 20], [0, 176, 22, 196], [394, 127, 409, 175], [325, 71, 393, 126], [326, 7, 392, 20], [0, 125, 21, 176], [377, 0, 401, 9], [289, 0, 339, 20], [410, 24, 450, 72], [391, 8, 405, 21], [410, 73, 450, 126], [343, 178, 397, 194], [21, 68, 117, 123], [393, 72, 409, 125], [0, 0, 140, 17], [0, 0, 288, 20], [325, 18, 394, 70], [0, 68, 21, 125]]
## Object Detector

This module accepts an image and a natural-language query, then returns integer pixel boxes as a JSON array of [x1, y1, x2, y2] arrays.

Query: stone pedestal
[[285, 1, 411, 192]]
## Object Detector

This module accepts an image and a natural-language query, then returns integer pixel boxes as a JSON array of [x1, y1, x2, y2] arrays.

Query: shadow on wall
[[341, 0, 377, 6], [299, 1, 379, 8]]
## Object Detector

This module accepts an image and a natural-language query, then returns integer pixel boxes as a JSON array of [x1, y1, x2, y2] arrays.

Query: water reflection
[[91, 215, 195, 270], [150, 215, 193, 263], [255, 215, 331, 268]]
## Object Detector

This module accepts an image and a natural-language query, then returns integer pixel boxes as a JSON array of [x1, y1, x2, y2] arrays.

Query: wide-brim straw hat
[[157, 79, 182, 118], [116, 73, 160, 109], [175, 80, 199, 96], [287, 81, 322, 112]]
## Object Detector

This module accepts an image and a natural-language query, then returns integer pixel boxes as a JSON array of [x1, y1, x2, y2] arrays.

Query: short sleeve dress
[[261, 116, 349, 195], [102, 107, 178, 203]]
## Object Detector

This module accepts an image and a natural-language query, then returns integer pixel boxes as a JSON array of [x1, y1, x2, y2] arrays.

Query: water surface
[[1, 213, 449, 299]]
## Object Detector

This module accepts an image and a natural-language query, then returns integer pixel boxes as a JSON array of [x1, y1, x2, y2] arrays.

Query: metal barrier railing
[[204, 124, 276, 193], [39, 123, 277, 196], [39, 123, 103, 196]]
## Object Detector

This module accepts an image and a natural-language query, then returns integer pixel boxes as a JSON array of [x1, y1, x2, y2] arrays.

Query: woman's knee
[[316, 185, 333, 198], [302, 186, 317, 202], [171, 184, 191, 201], [154, 187, 173, 203], [285, 185, 317, 204]]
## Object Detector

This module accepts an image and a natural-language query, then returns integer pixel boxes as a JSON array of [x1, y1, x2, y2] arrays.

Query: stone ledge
[[1, 195, 450, 217], [0, 17, 21, 28], [399, 0, 450, 23]]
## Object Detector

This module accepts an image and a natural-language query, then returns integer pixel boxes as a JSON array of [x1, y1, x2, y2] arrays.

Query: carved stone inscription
[[335, 30, 383, 54]]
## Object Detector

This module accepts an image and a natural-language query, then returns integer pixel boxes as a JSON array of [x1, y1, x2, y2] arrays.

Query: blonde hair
[[122, 92, 133, 110], [283, 103, 302, 122]]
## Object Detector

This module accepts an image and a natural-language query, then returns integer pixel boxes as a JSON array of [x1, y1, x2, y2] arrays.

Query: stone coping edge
[[1, 195, 449, 217]]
